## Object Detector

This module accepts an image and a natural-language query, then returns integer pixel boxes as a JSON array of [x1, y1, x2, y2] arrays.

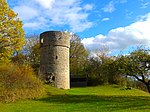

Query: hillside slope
[[0, 85, 150, 112]]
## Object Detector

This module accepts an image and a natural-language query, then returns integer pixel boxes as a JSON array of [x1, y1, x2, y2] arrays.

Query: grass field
[[0, 85, 150, 112]]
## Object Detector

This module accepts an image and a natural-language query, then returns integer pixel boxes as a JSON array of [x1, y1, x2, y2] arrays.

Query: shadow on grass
[[36, 94, 150, 111]]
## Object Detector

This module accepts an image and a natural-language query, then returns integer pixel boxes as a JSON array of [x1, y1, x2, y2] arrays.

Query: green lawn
[[0, 85, 150, 112]]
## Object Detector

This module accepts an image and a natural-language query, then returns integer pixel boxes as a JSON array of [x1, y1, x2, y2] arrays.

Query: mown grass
[[0, 85, 150, 112]]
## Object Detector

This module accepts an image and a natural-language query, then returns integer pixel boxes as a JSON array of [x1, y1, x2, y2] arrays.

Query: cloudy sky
[[7, 0, 150, 55]]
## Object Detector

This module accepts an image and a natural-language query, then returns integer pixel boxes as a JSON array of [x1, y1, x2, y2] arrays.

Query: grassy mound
[[0, 85, 150, 112], [0, 85, 150, 111], [0, 64, 45, 102]]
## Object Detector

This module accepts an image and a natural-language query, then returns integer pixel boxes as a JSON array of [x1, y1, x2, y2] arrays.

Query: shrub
[[0, 63, 45, 102]]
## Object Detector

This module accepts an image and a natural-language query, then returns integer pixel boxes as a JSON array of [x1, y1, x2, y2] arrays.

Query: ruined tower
[[40, 31, 70, 89]]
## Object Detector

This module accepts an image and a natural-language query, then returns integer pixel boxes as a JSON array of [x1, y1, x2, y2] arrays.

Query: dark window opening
[[45, 72, 55, 84], [56, 56, 58, 59], [52, 76, 55, 81]]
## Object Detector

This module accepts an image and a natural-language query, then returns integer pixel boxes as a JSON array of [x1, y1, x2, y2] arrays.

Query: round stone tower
[[40, 31, 70, 89]]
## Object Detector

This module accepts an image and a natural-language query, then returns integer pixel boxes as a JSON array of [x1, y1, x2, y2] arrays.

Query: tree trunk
[[145, 84, 150, 93], [133, 75, 150, 93]]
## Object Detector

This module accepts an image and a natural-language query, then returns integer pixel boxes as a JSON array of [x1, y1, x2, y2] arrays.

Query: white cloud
[[117, 0, 127, 3], [139, 0, 150, 8], [81, 13, 150, 51], [24, 22, 40, 28], [102, 0, 127, 13], [13, 5, 39, 21], [46, 1, 93, 32], [102, 1, 115, 13], [83, 4, 93, 11], [23, 17, 49, 29], [140, 2, 150, 8], [102, 18, 110, 21], [11, 0, 93, 32], [34, 0, 55, 9]]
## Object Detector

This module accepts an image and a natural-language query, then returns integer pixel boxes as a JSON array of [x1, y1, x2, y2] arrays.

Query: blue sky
[[7, 0, 150, 55]]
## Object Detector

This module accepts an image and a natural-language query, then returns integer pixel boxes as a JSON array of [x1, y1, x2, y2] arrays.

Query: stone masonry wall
[[40, 31, 70, 89]]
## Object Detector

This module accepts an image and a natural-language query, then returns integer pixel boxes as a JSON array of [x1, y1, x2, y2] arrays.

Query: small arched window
[[41, 38, 43, 44], [56, 56, 58, 59]]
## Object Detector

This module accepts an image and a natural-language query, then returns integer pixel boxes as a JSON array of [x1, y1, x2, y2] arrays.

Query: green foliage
[[70, 34, 89, 75], [87, 46, 125, 85], [118, 49, 150, 76], [0, 0, 25, 63], [28, 43, 40, 73], [0, 63, 45, 102], [117, 49, 150, 93], [11, 35, 40, 72], [87, 48, 150, 92], [87, 57, 105, 85], [87, 56, 126, 86]]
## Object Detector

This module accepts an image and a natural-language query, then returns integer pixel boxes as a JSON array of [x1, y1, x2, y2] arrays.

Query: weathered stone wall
[[40, 31, 70, 89]]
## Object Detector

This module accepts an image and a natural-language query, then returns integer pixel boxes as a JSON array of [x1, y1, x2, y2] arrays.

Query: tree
[[94, 45, 110, 64], [87, 57, 105, 85], [100, 57, 120, 84], [0, 0, 25, 63], [16, 35, 40, 72], [11, 35, 40, 68], [87, 55, 125, 85], [11, 35, 39, 66], [89, 46, 115, 85], [70, 34, 89, 75], [118, 49, 150, 93], [28, 42, 40, 73]]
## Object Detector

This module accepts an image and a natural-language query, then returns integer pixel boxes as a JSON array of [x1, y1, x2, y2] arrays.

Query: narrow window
[[56, 56, 58, 59], [41, 38, 43, 43]]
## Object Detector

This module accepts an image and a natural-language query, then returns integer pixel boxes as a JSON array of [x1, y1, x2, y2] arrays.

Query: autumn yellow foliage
[[0, 0, 25, 63], [0, 63, 45, 102]]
